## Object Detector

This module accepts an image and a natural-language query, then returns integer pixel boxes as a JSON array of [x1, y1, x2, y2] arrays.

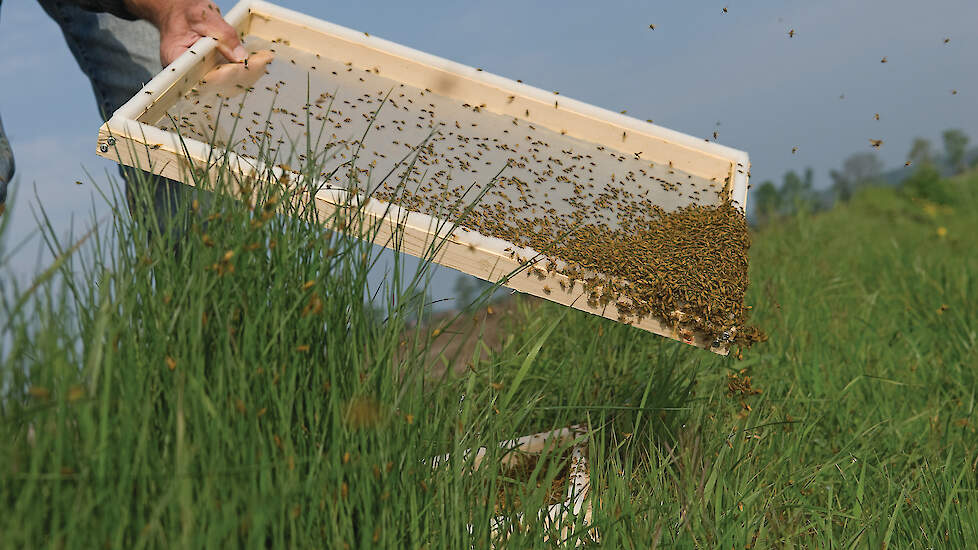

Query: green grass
[[2, 140, 976, 548]]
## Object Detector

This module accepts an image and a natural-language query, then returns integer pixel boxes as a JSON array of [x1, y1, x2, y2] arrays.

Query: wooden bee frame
[[95, 0, 750, 354], [427, 425, 597, 547]]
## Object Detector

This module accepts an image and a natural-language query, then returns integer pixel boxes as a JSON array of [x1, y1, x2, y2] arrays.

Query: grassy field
[[1, 154, 976, 548]]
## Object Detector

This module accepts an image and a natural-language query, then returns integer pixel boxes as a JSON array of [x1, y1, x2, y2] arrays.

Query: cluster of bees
[[157, 36, 760, 344]]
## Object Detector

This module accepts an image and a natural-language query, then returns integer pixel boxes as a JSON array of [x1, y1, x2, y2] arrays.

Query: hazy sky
[[1, 0, 976, 300]]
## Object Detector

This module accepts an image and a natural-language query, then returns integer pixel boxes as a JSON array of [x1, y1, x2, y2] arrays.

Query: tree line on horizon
[[749, 128, 973, 226]]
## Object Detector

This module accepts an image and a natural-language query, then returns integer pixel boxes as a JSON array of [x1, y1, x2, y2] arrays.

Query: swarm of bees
[[155, 35, 761, 346]]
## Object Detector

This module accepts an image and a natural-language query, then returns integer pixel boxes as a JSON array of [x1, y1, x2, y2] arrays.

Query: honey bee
[[951, 90, 957, 95], [880, 56, 887, 63], [869, 139, 883, 149], [722, 6, 728, 13], [648, 24, 655, 30], [542, 285, 551, 295], [874, 113, 880, 120], [787, 29, 795, 38], [905, 161, 912, 167], [943, 37, 950, 44], [791, 146, 798, 154]]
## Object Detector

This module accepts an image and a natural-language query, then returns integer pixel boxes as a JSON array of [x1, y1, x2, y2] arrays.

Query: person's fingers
[[157, 2, 244, 66], [196, 9, 246, 63], [160, 32, 198, 66]]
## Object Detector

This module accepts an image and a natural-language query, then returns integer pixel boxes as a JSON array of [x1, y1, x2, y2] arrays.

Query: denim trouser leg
[[0, 114, 12, 211], [0, 2, 13, 210], [30, 0, 198, 241]]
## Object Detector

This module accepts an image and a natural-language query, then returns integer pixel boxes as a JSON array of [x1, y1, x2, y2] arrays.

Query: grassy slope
[[497, 170, 978, 547], [1, 167, 976, 548]]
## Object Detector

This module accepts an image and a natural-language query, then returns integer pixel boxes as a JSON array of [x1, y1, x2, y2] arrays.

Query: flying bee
[[905, 161, 912, 167], [944, 37, 950, 44], [874, 113, 880, 120], [722, 6, 728, 13], [791, 146, 798, 154], [648, 24, 655, 30], [869, 139, 883, 149], [787, 29, 795, 38], [880, 56, 887, 63]]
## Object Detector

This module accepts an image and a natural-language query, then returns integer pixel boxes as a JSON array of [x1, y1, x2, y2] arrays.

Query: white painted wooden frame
[[427, 425, 597, 547], [95, 0, 750, 354]]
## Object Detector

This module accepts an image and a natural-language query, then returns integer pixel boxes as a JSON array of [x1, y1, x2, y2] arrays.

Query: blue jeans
[[0, 0, 194, 240]]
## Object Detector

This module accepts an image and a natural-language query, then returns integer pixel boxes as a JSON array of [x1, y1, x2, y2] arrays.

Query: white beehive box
[[427, 425, 597, 546], [96, 0, 751, 354]]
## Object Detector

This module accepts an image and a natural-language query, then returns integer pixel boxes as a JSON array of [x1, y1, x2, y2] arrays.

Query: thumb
[[206, 18, 247, 63]]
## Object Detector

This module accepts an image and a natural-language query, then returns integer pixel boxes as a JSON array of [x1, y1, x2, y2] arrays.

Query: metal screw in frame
[[100, 137, 116, 153]]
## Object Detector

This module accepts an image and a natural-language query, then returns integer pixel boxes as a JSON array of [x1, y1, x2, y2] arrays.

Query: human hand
[[124, 0, 246, 66]]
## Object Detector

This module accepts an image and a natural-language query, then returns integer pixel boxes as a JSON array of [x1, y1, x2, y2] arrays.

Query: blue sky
[[2, 0, 976, 300]]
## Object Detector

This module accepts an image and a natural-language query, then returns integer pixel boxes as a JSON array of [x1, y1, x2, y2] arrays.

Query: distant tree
[[942, 129, 970, 174], [844, 152, 883, 185], [828, 169, 852, 202], [907, 137, 935, 166], [750, 180, 781, 225], [453, 274, 494, 307], [902, 163, 950, 205], [803, 166, 814, 190], [829, 152, 882, 203], [780, 169, 815, 213]]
